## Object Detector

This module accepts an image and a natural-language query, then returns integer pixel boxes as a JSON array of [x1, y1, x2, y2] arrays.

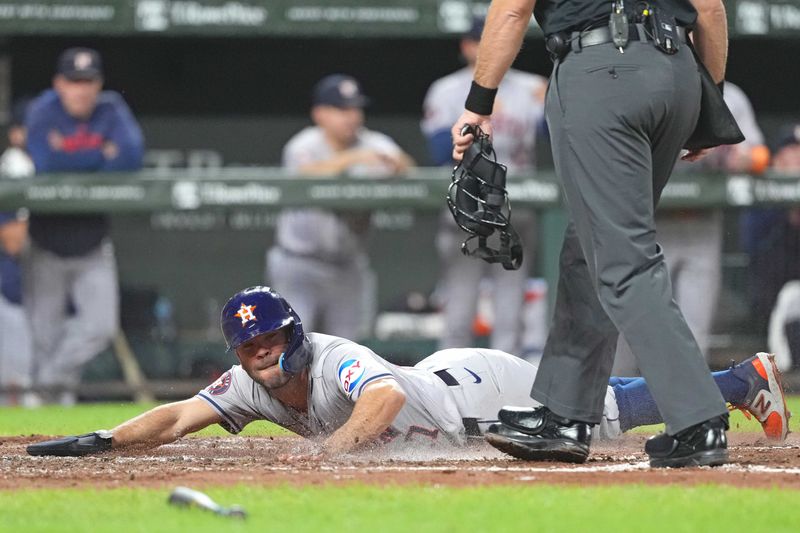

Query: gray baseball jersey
[[723, 82, 764, 146], [422, 67, 546, 170], [196, 333, 621, 448], [197, 333, 464, 447], [275, 126, 404, 262]]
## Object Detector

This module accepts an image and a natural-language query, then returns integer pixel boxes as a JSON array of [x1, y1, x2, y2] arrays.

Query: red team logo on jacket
[[206, 371, 232, 396], [234, 303, 257, 326], [48, 125, 104, 153]]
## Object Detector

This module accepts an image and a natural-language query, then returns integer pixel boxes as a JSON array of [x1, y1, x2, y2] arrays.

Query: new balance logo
[[752, 392, 772, 416]]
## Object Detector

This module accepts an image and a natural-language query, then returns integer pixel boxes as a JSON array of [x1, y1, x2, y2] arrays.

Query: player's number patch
[[338, 358, 366, 396]]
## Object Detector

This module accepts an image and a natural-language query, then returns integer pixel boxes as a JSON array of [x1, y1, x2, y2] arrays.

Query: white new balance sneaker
[[730, 353, 791, 441]]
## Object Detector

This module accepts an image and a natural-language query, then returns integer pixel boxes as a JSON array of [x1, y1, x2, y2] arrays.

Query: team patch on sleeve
[[205, 371, 232, 396], [337, 358, 366, 396]]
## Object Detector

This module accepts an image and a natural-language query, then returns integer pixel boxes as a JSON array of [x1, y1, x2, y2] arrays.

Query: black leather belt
[[433, 369, 483, 437], [434, 369, 459, 386], [577, 22, 687, 48]]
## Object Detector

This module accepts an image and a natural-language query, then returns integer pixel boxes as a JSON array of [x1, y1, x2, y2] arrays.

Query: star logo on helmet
[[234, 303, 257, 326]]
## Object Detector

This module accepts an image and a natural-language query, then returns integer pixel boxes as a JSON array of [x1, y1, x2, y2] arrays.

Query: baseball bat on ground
[[167, 486, 247, 519]]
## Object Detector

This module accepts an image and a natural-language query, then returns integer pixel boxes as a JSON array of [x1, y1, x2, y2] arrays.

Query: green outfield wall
[[0, 0, 798, 38]]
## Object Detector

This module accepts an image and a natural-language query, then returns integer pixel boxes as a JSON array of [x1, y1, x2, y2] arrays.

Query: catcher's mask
[[220, 286, 309, 374], [447, 125, 523, 270]]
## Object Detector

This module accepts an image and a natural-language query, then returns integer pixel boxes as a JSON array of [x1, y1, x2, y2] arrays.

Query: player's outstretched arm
[[110, 397, 222, 450], [26, 398, 222, 457], [323, 380, 406, 455]]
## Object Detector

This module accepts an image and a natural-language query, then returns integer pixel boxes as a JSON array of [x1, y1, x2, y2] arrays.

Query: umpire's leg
[[532, 221, 619, 423], [532, 42, 726, 434]]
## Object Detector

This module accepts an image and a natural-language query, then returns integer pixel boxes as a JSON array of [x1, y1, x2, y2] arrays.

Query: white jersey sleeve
[[421, 70, 470, 136], [282, 127, 323, 171], [421, 68, 545, 169], [723, 82, 764, 146]]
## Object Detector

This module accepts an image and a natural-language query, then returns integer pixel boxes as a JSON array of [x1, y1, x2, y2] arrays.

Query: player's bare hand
[[0, 219, 28, 257], [451, 111, 492, 161], [102, 141, 119, 160], [681, 147, 713, 162], [47, 130, 64, 150]]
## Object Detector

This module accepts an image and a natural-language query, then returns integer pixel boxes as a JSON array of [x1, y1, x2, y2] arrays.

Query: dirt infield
[[3, 434, 800, 490]]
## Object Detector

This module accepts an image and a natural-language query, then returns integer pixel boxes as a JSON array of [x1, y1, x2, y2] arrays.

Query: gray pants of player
[[613, 210, 723, 375], [417, 348, 621, 440], [436, 209, 535, 355], [0, 293, 33, 404], [266, 247, 375, 341], [532, 41, 727, 434], [21, 239, 119, 394]]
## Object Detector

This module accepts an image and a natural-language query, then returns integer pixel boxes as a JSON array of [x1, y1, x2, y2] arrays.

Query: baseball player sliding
[[28, 287, 788, 458]]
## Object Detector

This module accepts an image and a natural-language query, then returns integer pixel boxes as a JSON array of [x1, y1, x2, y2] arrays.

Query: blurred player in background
[[422, 18, 546, 356], [23, 47, 144, 405], [27, 286, 788, 458], [0, 211, 31, 406], [756, 125, 800, 371], [267, 74, 413, 341], [0, 98, 34, 406], [0, 98, 35, 178], [613, 81, 768, 375]]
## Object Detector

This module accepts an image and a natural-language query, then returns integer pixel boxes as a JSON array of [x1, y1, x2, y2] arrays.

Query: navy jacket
[[25, 89, 144, 256]]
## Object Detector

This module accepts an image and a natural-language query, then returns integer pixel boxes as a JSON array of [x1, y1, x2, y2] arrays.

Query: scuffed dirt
[[2, 434, 800, 490]]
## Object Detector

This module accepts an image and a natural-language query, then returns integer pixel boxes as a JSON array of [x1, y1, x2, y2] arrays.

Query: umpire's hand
[[681, 147, 713, 162], [452, 111, 493, 161]]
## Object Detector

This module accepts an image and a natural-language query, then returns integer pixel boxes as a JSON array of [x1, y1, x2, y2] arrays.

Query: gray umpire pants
[[22, 239, 119, 392], [531, 40, 727, 434]]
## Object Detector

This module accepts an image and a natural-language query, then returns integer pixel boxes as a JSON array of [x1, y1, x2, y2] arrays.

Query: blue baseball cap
[[772, 124, 800, 155], [312, 74, 370, 108], [464, 17, 484, 41], [57, 47, 103, 81]]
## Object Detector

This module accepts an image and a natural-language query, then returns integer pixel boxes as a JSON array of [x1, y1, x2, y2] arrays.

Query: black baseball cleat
[[485, 406, 592, 464], [645, 414, 729, 468]]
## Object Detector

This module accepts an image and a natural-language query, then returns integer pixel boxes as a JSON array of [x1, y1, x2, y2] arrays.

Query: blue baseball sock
[[608, 376, 638, 387], [613, 367, 749, 433], [613, 378, 661, 433], [711, 367, 749, 406]]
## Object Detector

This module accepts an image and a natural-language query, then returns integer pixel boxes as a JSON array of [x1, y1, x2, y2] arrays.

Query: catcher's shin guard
[[447, 125, 523, 271]]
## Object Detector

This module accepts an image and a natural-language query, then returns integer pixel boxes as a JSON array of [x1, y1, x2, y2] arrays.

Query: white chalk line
[[7, 455, 800, 476]]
